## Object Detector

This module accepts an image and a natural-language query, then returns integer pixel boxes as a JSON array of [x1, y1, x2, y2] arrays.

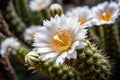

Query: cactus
[[3, 1, 26, 41], [116, 17, 120, 42], [25, 51, 81, 80], [88, 28, 100, 44], [1, 0, 115, 80], [65, 39, 111, 80], [12, 0, 33, 25], [101, 24, 120, 60]]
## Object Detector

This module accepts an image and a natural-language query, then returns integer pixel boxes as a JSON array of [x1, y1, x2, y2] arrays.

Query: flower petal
[[35, 47, 54, 54], [39, 52, 58, 61], [69, 50, 77, 59], [55, 52, 67, 66]]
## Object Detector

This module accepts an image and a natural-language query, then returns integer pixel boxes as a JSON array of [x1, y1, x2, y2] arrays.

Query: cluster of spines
[[101, 24, 120, 60], [65, 39, 111, 80], [26, 55, 81, 80]]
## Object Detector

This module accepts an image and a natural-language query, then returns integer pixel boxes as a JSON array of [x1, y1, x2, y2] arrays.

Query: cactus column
[[102, 24, 120, 60], [65, 39, 111, 80]]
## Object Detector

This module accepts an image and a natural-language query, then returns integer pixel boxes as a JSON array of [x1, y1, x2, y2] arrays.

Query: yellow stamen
[[78, 18, 86, 25], [53, 35, 65, 45], [99, 11, 112, 21], [50, 29, 73, 52]]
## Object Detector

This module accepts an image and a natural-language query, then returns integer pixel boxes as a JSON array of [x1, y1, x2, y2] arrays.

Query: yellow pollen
[[50, 29, 73, 52], [78, 18, 86, 25], [99, 11, 112, 21]]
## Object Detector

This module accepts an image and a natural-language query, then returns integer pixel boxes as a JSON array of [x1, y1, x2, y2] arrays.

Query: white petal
[[34, 33, 50, 43], [44, 18, 59, 34], [76, 41, 87, 49], [55, 52, 67, 66], [35, 47, 54, 53], [39, 52, 58, 61], [74, 29, 87, 41], [69, 50, 77, 59], [33, 43, 50, 47], [68, 41, 79, 54]]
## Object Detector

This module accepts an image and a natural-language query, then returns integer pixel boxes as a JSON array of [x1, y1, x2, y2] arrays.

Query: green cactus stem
[[116, 17, 120, 42], [102, 24, 120, 60], [88, 28, 100, 45], [25, 52, 81, 80], [4, 1, 26, 40], [65, 39, 111, 80], [32, 12, 44, 25], [12, 0, 33, 25]]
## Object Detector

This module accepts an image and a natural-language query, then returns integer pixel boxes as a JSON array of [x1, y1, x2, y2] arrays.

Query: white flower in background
[[0, 37, 20, 56], [92, 1, 119, 25], [24, 25, 42, 41], [33, 14, 87, 66], [29, 0, 51, 11], [66, 6, 93, 27]]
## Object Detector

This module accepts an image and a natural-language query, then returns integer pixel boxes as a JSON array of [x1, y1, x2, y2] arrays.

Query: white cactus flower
[[66, 6, 93, 27], [29, 0, 51, 11], [0, 37, 20, 56], [92, 1, 119, 25], [33, 14, 87, 66], [24, 25, 42, 42]]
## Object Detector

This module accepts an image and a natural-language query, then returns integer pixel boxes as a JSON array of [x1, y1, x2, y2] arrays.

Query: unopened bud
[[50, 3, 63, 17], [25, 51, 39, 66]]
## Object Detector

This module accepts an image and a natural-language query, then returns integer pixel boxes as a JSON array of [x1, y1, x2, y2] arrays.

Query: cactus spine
[[25, 52, 81, 80], [65, 39, 111, 80], [102, 24, 120, 59]]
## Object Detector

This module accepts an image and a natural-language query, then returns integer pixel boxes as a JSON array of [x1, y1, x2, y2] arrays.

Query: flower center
[[50, 29, 73, 52], [99, 11, 112, 21], [78, 18, 86, 25], [37, 1, 45, 7], [31, 32, 35, 39]]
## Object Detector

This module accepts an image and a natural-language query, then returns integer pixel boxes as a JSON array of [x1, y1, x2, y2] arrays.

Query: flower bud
[[50, 3, 63, 17], [25, 51, 39, 66]]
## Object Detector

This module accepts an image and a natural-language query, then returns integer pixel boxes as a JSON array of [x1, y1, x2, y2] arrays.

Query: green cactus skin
[[65, 39, 111, 80], [32, 12, 44, 25], [12, 0, 33, 26], [116, 17, 120, 42], [92, 26, 103, 39], [16, 46, 30, 57], [88, 26, 104, 48], [88, 28, 100, 44], [102, 24, 120, 60], [26, 55, 81, 80], [4, 2, 26, 40]]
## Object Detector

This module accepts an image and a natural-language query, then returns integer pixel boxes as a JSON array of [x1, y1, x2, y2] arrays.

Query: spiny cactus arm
[[25, 52, 81, 80], [116, 17, 120, 42], [12, 0, 33, 25], [92, 26, 103, 39], [102, 24, 120, 59], [3, 1, 27, 41], [88, 28, 100, 44], [65, 39, 111, 80], [32, 12, 44, 25]]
